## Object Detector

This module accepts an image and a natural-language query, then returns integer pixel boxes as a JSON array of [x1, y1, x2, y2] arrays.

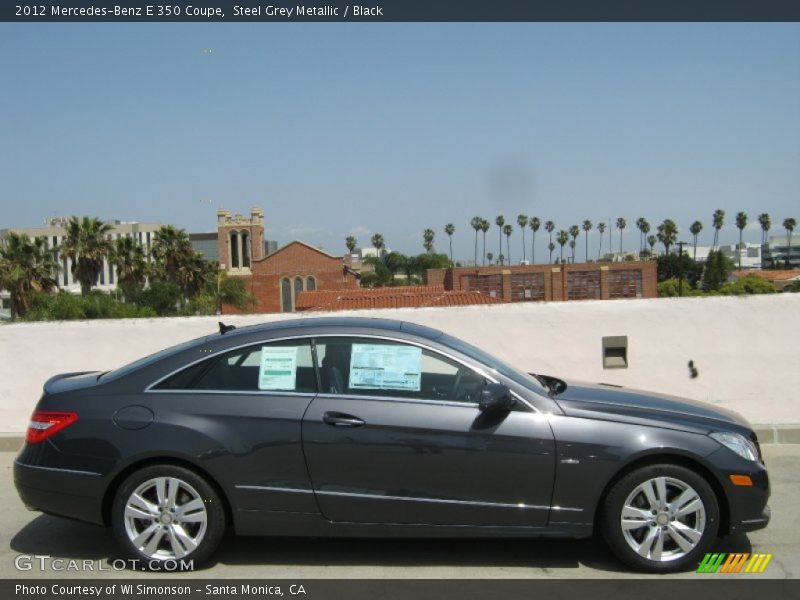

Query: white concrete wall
[[0, 295, 798, 432]]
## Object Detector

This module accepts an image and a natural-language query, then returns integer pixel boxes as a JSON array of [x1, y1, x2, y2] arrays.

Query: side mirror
[[478, 383, 516, 413]]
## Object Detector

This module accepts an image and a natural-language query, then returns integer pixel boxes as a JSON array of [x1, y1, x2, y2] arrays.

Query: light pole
[[677, 241, 686, 297]]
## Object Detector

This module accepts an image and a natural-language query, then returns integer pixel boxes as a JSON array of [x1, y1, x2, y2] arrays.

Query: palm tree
[[423, 228, 435, 253], [545, 220, 555, 263], [657, 219, 678, 256], [371, 233, 385, 260], [712, 209, 725, 250], [556, 230, 569, 263], [758, 213, 772, 246], [597, 222, 607, 259], [647, 235, 657, 254], [59, 216, 113, 296], [470, 217, 482, 265], [529, 217, 540, 265], [635, 217, 646, 251], [177, 252, 213, 300], [208, 270, 255, 315], [110, 236, 149, 301], [784, 217, 796, 268], [480, 219, 490, 265], [689, 221, 703, 261], [495, 215, 505, 262], [568, 225, 580, 263], [516, 215, 529, 262], [757, 213, 771, 245], [345, 236, 357, 253], [735, 212, 748, 270], [581, 220, 592, 263], [486, 252, 494, 264], [502, 224, 513, 265], [444, 223, 455, 263], [0, 233, 58, 319], [548, 242, 555, 263], [152, 225, 193, 285], [616, 217, 626, 255]]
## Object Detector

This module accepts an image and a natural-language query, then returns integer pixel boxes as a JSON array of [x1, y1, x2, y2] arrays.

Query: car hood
[[550, 378, 753, 435]]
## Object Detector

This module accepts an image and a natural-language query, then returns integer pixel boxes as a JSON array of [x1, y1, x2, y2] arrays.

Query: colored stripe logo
[[697, 553, 772, 574]]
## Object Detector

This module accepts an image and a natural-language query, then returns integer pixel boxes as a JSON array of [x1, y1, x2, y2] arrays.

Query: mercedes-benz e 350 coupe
[[15, 317, 769, 572]]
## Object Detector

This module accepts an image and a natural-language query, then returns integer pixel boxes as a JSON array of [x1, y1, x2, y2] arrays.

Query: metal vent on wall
[[602, 336, 628, 369]]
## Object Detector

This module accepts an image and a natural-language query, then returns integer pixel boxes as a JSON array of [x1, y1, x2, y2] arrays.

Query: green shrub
[[719, 275, 776, 295]]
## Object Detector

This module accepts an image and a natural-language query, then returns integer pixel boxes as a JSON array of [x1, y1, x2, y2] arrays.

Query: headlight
[[710, 432, 759, 462]]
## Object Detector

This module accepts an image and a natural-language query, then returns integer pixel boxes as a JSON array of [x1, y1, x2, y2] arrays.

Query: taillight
[[26, 411, 79, 444]]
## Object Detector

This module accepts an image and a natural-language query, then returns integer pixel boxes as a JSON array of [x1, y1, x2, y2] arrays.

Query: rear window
[[101, 335, 209, 382]]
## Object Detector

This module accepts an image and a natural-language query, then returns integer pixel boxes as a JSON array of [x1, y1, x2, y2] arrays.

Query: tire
[[112, 464, 226, 568], [600, 463, 719, 573]]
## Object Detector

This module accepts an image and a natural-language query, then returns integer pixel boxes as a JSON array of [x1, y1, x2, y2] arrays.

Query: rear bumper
[[14, 459, 106, 525]]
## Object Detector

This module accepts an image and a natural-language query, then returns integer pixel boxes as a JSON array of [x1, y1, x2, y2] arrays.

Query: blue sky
[[1, 23, 798, 260]]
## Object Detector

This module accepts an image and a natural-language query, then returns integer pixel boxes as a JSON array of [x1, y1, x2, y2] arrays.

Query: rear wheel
[[112, 465, 225, 568], [601, 464, 719, 572]]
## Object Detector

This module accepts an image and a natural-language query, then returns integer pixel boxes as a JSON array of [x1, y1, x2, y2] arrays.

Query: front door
[[302, 337, 555, 527]]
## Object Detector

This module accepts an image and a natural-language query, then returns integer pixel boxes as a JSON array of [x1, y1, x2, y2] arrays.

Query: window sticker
[[349, 344, 422, 391], [258, 346, 298, 391]]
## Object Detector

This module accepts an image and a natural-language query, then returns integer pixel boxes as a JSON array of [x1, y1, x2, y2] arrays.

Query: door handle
[[323, 412, 365, 428]]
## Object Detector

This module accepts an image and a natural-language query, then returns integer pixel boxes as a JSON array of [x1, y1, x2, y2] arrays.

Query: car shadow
[[9, 514, 753, 574]]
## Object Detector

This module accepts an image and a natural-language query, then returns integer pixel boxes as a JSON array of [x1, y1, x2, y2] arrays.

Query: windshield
[[100, 335, 210, 382], [439, 333, 548, 396]]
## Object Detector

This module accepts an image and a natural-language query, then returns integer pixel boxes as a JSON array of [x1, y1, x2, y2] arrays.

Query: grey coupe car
[[14, 317, 769, 572]]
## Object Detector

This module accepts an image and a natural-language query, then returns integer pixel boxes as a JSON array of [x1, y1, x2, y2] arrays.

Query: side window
[[314, 338, 485, 403], [154, 340, 316, 393]]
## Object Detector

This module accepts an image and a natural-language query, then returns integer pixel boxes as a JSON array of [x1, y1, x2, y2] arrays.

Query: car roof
[[218, 316, 445, 342]]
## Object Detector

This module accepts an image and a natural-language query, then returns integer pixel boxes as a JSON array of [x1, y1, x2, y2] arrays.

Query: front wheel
[[601, 464, 719, 572], [112, 465, 226, 568]]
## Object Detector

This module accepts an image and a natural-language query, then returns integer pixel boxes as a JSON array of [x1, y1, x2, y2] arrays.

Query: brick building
[[426, 261, 657, 302], [218, 207, 357, 314]]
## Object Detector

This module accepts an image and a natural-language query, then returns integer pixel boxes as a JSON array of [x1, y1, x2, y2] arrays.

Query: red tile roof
[[295, 285, 505, 312], [731, 269, 800, 282]]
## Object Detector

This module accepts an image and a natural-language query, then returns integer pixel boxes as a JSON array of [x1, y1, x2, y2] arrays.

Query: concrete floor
[[1, 445, 797, 579]]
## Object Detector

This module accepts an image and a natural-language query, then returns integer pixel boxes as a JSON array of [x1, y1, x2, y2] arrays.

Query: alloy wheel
[[619, 476, 706, 562], [123, 476, 208, 560]]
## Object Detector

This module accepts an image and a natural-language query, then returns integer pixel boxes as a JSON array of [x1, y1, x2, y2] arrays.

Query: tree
[[529, 217, 540, 265], [647, 235, 657, 254], [480, 219, 490, 265], [444, 223, 455, 263], [384, 251, 408, 285], [201, 270, 255, 315], [470, 217, 482, 265], [0, 233, 58, 319], [640, 219, 650, 254], [597, 222, 606, 259], [517, 214, 529, 262], [110, 236, 150, 302], [152, 225, 193, 285], [545, 221, 555, 263], [582, 220, 592, 263], [702, 250, 734, 291], [784, 217, 797, 268], [60, 216, 113, 296], [502, 224, 513, 265], [422, 228, 435, 253], [486, 252, 493, 264], [371, 233, 385, 261], [689, 220, 703, 261], [556, 230, 569, 263], [635, 217, 647, 252], [548, 242, 555, 263], [345, 236, 357, 253], [712, 209, 725, 250], [757, 213, 771, 245], [656, 219, 678, 256], [495, 215, 505, 263], [735, 212, 748, 270], [568, 225, 580, 263], [657, 252, 703, 288], [616, 217, 626, 255]]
